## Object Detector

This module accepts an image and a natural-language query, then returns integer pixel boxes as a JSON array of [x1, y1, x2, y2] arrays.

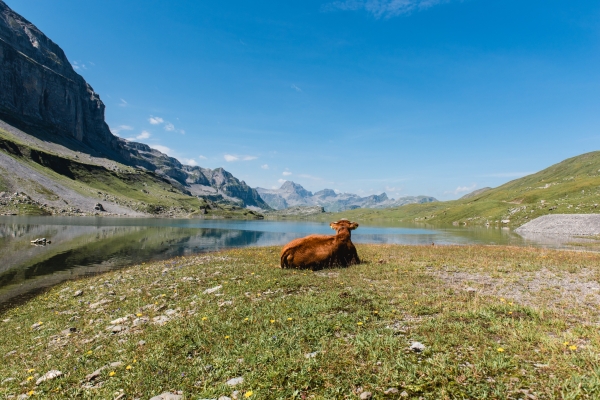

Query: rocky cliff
[[0, 1, 122, 155], [0, 1, 269, 210], [256, 181, 437, 212]]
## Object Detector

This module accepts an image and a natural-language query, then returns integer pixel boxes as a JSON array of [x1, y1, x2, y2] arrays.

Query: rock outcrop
[[0, 1, 121, 155], [256, 181, 437, 212]]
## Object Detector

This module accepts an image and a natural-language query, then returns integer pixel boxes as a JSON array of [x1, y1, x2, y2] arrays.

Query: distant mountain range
[[256, 181, 437, 212]]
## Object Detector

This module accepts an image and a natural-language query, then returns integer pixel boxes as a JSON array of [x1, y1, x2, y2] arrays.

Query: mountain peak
[[279, 181, 313, 197]]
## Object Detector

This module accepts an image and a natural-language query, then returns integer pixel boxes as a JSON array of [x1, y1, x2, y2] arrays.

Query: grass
[[320, 151, 600, 228], [1, 245, 600, 399]]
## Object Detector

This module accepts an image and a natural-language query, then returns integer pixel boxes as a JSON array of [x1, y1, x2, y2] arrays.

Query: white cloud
[[110, 125, 134, 136], [126, 130, 151, 141], [324, 0, 449, 18], [71, 61, 90, 70], [282, 171, 292, 176], [298, 174, 323, 181], [164, 123, 175, 131], [149, 116, 164, 125], [137, 130, 151, 140], [119, 99, 128, 107], [179, 129, 186, 135], [291, 84, 302, 92], [445, 184, 477, 195], [198, 155, 207, 160], [149, 144, 175, 156], [278, 179, 287, 184], [181, 158, 198, 166], [261, 164, 269, 170], [224, 154, 258, 162]]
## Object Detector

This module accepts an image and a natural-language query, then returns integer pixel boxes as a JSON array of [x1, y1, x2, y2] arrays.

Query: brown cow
[[280, 219, 360, 270]]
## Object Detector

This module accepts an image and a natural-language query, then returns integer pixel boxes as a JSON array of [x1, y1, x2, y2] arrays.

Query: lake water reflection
[[0, 215, 590, 308]]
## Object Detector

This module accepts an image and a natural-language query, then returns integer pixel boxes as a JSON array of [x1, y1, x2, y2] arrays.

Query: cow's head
[[330, 219, 359, 232]]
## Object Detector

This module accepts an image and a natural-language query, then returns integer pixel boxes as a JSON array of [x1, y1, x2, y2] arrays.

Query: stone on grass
[[226, 376, 244, 386], [133, 317, 149, 327], [203, 285, 222, 294], [85, 366, 107, 382], [384, 388, 399, 394], [152, 315, 170, 325], [138, 340, 146, 346], [218, 397, 232, 400], [149, 393, 182, 400], [31, 322, 43, 330], [106, 325, 126, 333], [73, 290, 83, 297], [359, 392, 372, 399], [110, 317, 129, 325], [304, 351, 318, 359], [410, 341, 425, 352], [36, 370, 62, 385], [400, 391, 409, 397]]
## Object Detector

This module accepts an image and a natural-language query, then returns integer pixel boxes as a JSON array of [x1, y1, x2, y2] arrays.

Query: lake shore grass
[[1, 244, 600, 399]]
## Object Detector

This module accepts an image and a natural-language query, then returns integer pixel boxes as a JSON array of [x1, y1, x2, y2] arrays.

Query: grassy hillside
[[325, 151, 600, 227], [0, 129, 262, 219]]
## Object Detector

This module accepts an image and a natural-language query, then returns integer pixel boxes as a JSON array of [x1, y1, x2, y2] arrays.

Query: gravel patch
[[434, 267, 600, 323], [516, 214, 600, 236]]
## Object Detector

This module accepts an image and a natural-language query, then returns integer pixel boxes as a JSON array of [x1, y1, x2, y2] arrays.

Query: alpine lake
[[1, 215, 597, 309]]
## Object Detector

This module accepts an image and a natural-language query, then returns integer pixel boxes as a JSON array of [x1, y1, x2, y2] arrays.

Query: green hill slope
[[0, 128, 262, 219], [328, 151, 600, 227]]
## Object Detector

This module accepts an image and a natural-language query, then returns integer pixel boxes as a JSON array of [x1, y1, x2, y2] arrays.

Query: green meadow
[[1, 245, 599, 399]]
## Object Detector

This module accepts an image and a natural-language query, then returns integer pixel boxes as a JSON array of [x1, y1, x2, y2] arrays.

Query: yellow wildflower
[[287, 317, 293, 321], [136, 313, 143, 317], [27, 376, 34, 381], [563, 342, 569, 346], [26, 368, 35, 373], [497, 348, 504, 352], [270, 319, 275, 323], [225, 335, 230, 339], [569, 345, 577, 351], [244, 317, 249, 321], [109, 371, 116, 377], [244, 391, 253, 398], [357, 322, 363, 326], [500, 298, 506, 302], [202, 317, 208, 321], [87, 350, 93, 355], [27, 391, 35, 396]]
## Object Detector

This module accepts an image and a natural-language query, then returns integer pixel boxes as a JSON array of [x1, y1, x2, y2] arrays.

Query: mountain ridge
[[256, 181, 437, 212]]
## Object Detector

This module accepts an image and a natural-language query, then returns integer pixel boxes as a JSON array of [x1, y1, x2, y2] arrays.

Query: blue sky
[[6, 0, 600, 200]]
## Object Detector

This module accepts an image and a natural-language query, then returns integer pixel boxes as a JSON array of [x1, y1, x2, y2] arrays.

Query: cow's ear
[[350, 222, 359, 230], [330, 222, 337, 230]]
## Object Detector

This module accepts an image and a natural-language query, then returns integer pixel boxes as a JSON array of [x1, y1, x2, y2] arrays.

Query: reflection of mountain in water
[[0, 223, 265, 307]]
